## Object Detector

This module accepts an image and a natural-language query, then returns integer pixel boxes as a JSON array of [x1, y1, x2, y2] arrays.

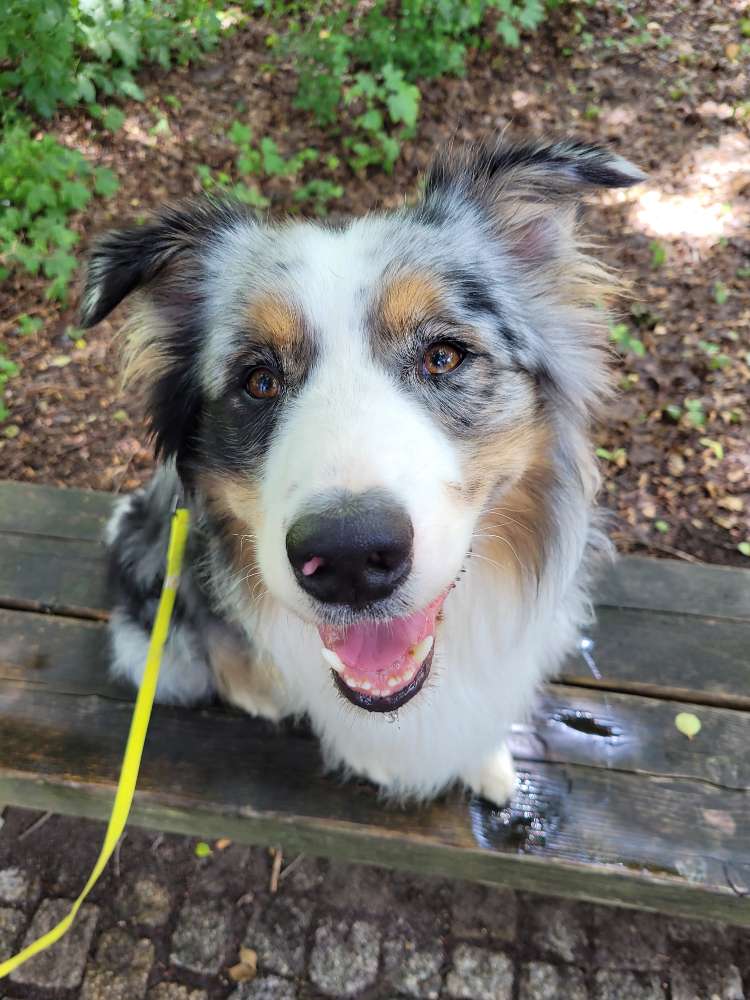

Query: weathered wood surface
[[1, 479, 749, 923], [1, 674, 750, 924], [2, 480, 749, 621]]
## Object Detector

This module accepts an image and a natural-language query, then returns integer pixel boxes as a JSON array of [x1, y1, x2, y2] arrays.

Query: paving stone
[[116, 876, 172, 927], [309, 917, 381, 997], [323, 863, 399, 917], [519, 962, 588, 1000], [0, 867, 40, 908], [526, 897, 588, 963], [80, 927, 154, 1000], [382, 919, 444, 998], [445, 944, 514, 1000], [228, 976, 298, 1000], [0, 907, 25, 956], [170, 899, 234, 975], [244, 895, 314, 976], [148, 986, 209, 1000], [591, 906, 668, 971], [279, 855, 326, 894], [450, 882, 517, 943], [9, 899, 99, 989], [594, 970, 666, 1000], [667, 917, 739, 965], [671, 964, 744, 1000]]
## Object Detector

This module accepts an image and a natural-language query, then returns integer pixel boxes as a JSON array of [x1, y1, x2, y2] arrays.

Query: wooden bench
[[1, 479, 749, 925]]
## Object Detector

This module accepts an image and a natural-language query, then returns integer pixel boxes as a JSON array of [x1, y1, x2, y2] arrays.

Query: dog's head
[[82, 137, 643, 713]]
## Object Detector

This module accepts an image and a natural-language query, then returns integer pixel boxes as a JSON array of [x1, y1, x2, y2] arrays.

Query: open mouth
[[318, 592, 446, 712]]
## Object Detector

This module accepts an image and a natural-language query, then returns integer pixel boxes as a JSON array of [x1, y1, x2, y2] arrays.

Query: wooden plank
[[0, 535, 108, 619], [0, 609, 121, 697], [559, 606, 750, 710], [1, 587, 747, 713], [2, 610, 748, 793], [596, 554, 750, 621], [1, 680, 749, 924], [0, 480, 113, 542], [2, 480, 750, 622]]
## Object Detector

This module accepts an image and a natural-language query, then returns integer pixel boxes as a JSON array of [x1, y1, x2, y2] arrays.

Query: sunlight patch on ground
[[628, 131, 750, 240]]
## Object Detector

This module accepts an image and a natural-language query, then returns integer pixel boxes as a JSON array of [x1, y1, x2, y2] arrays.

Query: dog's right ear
[[79, 198, 244, 328]]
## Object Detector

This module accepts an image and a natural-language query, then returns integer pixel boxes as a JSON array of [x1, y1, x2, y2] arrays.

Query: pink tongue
[[318, 594, 444, 680]]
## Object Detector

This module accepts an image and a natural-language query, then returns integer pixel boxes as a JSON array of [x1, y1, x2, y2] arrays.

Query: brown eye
[[245, 367, 281, 399], [422, 342, 465, 377]]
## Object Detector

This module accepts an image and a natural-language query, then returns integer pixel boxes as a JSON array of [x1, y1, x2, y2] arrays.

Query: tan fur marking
[[248, 294, 302, 348], [199, 474, 264, 598], [119, 299, 172, 393], [460, 421, 555, 585], [210, 640, 285, 721], [380, 273, 444, 333]]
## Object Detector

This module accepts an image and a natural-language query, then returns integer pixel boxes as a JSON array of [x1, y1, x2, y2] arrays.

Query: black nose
[[286, 491, 413, 607]]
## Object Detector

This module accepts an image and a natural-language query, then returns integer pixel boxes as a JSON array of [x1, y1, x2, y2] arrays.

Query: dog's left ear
[[422, 137, 645, 266], [79, 198, 243, 328]]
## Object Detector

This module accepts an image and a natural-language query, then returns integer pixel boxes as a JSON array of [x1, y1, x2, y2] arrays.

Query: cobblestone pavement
[[1, 806, 748, 1000]]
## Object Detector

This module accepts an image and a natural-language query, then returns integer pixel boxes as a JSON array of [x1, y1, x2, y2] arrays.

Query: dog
[[80, 136, 644, 806]]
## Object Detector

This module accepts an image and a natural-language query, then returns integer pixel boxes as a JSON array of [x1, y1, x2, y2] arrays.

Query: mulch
[[1, 1, 748, 565]]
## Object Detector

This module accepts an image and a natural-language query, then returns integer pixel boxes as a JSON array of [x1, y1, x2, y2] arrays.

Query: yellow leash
[[0, 505, 190, 981]]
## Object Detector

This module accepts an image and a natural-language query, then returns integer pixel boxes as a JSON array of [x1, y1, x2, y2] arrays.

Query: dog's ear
[[422, 137, 645, 266], [79, 199, 248, 464], [79, 198, 243, 328]]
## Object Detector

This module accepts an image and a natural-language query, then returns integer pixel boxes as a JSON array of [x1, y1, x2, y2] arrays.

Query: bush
[[261, 0, 560, 172], [0, 0, 223, 119]]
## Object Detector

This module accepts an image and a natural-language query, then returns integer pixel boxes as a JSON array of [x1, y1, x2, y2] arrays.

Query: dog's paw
[[211, 643, 288, 722], [465, 743, 518, 807]]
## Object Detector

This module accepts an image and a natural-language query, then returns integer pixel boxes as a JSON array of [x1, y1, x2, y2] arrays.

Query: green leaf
[[654, 520, 669, 534], [738, 542, 750, 557], [497, 18, 521, 47], [117, 78, 145, 101], [194, 841, 213, 858], [385, 78, 420, 127], [94, 167, 120, 198], [713, 281, 729, 305], [101, 107, 126, 132], [60, 180, 91, 211], [675, 712, 701, 740], [228, 121, 253, 147], [699, 437, 724, 460]]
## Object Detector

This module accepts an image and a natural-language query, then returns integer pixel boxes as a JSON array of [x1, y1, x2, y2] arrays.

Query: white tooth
[[387, 677, 399, 688], [321, 648, 345, 674], [412, 635, 434, 665], [362, 681, 372, 691], [344, 674, 357, 687]]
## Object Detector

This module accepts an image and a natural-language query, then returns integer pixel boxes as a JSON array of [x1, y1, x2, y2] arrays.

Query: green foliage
[[697, 339, 731, 371], [684, 398, 706, 428], [0, 345, 20, 423], [609, 322, 646, 358], [0, 119, 119, 300], [259, 0, 558, 173], [199, 121, 341, 215], [712, 280, 729, 305], [649, 240, 667, 268], [0, 0, 223, 120]]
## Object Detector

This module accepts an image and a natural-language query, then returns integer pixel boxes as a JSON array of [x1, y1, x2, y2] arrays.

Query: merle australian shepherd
[[80, 137, 644, 806]]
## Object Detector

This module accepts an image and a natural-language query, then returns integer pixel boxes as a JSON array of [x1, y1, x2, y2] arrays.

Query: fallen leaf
[[228, 961, 257, 984], [50, 355, 72, 367], [675, 712, 702, 739], [228, 948, 258, 983], [216, 837, 232, 850], [240, 947, 258, 968]]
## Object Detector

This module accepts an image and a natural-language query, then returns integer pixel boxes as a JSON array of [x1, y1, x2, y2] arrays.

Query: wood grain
[[1, 679, 748, 924]]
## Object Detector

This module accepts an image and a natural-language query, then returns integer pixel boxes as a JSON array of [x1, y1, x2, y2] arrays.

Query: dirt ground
[[1, 0, 748, 565]]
